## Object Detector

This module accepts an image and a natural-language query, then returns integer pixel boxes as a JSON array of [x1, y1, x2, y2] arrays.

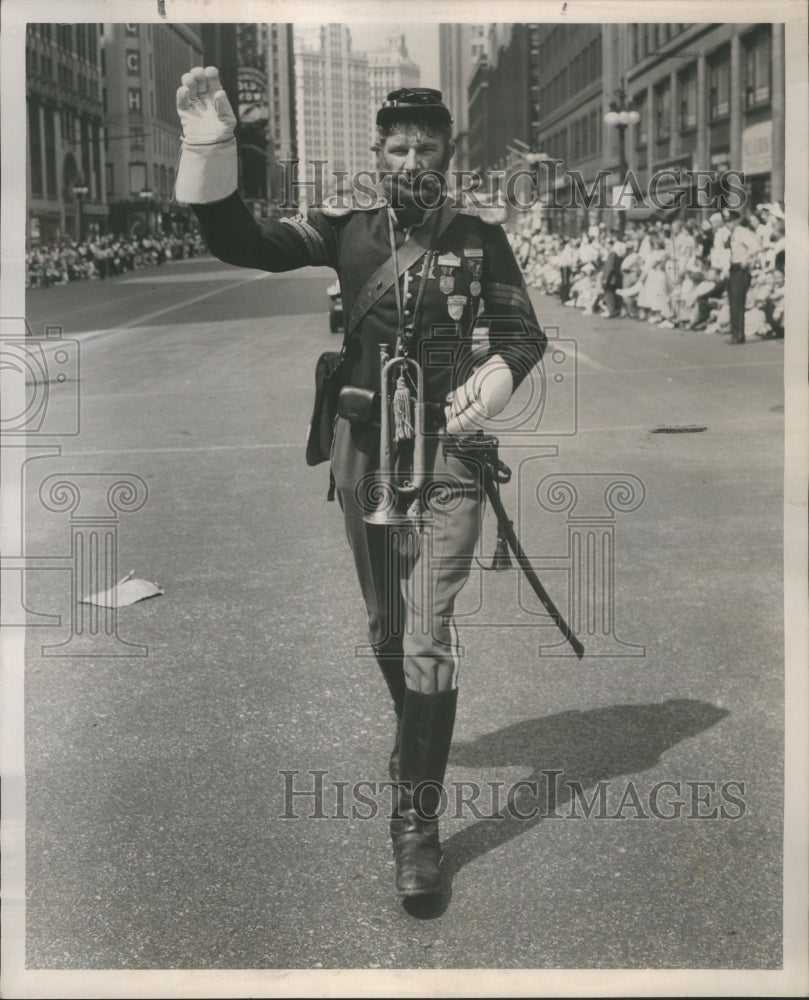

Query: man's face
[[380, 123, 452, 175], [379, 122, 453, 213]]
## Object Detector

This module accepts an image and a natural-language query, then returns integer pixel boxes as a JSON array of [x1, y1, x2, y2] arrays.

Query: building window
[[708, 46, 730, 119], [679, 66, 697, 130], [106, 162, 114, 196], [744, 27, 771, 108], [129, 161, 147, 196], [29, 100, 43, 196], [654, 78, 670, 138], [131, 126, 145, 151]]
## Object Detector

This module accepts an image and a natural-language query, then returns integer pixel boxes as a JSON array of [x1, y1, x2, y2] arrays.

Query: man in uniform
[[175, 67, 546, 897]]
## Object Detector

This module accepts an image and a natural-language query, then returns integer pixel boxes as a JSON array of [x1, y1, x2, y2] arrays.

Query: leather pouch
[[305, 350, 344, 466], [337, 385, 380, 425]]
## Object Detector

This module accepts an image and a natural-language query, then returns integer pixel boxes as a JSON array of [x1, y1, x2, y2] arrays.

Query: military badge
[[447, 294, 467, 320], [438, 252, 461, 295], [464, 248, 484, 298]]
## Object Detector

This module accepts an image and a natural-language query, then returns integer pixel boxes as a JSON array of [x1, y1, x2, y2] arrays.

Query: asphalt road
[[20, 254, 785, 970]]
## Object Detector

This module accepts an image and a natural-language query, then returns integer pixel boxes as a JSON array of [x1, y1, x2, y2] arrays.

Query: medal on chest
[[447, 294, 467, 320], [464, 248, 484, 298], [437, 251, 461, 295]]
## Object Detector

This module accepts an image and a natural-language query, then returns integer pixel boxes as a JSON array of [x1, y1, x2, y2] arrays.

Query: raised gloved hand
[[444, 354, 514, 436], [174, 66, 238, 205]]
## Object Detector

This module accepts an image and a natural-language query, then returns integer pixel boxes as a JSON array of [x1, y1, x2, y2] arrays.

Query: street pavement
[[20, 254, 785, 970]]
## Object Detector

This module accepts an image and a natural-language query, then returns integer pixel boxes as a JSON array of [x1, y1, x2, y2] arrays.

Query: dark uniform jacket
[[192, 191, 547, 484]]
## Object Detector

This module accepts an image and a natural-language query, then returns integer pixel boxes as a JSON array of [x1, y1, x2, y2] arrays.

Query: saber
[[444, 434, 585, 659]]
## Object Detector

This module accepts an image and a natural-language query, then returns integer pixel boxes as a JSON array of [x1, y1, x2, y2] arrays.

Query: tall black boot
[[374, 649, 406, 780], [391, 687, 458, 897]]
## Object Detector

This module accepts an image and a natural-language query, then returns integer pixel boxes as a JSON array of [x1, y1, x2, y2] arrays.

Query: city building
[[293, 25, 370, 209], [366, 34, 420, 167], [621, 23, 785, 211], [266, 24, 297, 211], [531, 22, 606, 233], [26, 23, 107, 245], [531, 22, 785, 232], [439, 23, 489, 171], [236, 23, 271, 207], [466, 25, 538, 177], [103, 22, 203, 236]]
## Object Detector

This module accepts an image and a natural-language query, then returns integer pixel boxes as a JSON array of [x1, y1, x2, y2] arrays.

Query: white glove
[[174, 66, 238, 205], [444, 354, 514, 436]]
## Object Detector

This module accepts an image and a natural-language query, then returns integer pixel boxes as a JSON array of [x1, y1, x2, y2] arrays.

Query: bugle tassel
[[491, 523, 512, 571], [392, 373, 414, 442]]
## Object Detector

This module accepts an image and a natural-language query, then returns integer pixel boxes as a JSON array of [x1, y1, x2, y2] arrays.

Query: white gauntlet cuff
[[174, 138, 238, 205]]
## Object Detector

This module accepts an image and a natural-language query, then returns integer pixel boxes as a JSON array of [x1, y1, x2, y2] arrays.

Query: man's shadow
[[403, 698, 728, 919]]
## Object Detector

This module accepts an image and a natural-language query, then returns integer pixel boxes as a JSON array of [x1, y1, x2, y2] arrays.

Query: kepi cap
[[377, 88, 453, 129]]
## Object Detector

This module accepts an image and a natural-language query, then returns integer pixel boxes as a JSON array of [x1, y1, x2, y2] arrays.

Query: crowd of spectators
[[26, 231, 208, 289], [509, 202, 785, 340]]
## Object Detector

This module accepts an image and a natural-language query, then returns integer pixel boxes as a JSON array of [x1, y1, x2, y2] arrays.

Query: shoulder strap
[[346, 201, 458, 337]]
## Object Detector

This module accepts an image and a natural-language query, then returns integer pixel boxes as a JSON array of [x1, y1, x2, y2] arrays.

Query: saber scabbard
[[444, 433, 585, 659]]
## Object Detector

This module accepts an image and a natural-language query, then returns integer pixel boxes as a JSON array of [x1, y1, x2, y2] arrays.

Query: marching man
[[175, 67, 546, 898]]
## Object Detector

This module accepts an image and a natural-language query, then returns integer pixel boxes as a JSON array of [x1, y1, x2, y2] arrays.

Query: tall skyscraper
[[439, 23, 489, 170], [266, 24, 297, 211], [293, 24, 370, 208], [366, 33, 419, 165]]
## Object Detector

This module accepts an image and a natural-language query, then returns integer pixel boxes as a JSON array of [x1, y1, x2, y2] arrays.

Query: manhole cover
[[651, 425, 708, 434]]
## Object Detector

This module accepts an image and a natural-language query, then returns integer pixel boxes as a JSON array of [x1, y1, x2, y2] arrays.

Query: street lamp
[[72, 180, 89, 242], [603, 85, 640, 236]]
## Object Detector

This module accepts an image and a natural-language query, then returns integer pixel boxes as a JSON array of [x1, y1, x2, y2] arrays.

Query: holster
[[337, 385, 380, 425]]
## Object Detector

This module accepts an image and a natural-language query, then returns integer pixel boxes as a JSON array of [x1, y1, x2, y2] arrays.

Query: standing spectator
[[558, 237, 578, 303], [601, 237, 626, 318], [637, 234, 672, 325], [724, 210, 759, 345]]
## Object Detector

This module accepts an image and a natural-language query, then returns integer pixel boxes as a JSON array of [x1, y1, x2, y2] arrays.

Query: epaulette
[[321, 194, 387, 216]]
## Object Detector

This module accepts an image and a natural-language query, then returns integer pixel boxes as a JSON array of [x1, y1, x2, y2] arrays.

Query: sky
[[346, 23, 441, 89]]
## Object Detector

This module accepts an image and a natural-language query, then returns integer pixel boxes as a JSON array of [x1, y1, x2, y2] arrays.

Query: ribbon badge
[[447, 294, 467, 320], [464, 248, 484, 298], [438, 251, 461, 295]]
